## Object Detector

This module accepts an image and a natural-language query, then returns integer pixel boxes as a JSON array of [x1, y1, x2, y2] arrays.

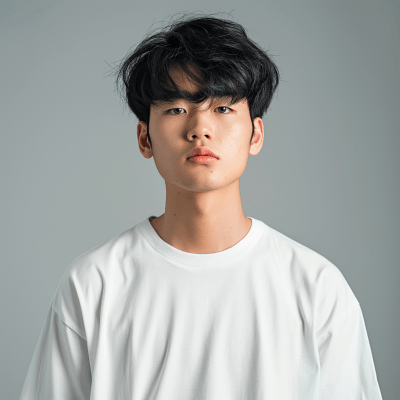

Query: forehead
[[168, 65, 199, 92], [151, 63, 248, 109]]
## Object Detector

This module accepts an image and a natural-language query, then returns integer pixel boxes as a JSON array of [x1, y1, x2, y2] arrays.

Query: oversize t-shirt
[[19, 216, 383, 399]]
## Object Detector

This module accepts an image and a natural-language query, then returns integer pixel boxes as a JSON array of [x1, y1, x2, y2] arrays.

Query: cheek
[[152, 142, 188, 183], [228, 152, 250, 177], [225, 137, 251, 172], [225, 131, 251, 161], [151, 131, 176, 162]]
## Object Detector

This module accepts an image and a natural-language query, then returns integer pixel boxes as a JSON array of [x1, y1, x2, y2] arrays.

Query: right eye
[[167, 108, 185, 115]]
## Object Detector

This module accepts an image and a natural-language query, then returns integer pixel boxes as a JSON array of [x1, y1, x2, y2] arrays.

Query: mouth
[[187, 155, 218, 165]]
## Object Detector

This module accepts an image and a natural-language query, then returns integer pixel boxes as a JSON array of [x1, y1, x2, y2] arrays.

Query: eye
[[167, 108, 185, 115], [166, 106, 233, 115], [215, 106, 233, 114]]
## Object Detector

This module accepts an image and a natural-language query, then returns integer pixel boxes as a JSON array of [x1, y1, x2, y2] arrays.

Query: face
[[137, 66, 264, 193]]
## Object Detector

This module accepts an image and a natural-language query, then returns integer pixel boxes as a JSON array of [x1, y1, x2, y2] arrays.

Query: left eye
[[216, 106, 232, 113]]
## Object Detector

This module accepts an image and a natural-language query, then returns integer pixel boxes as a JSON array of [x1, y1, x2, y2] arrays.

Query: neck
[[150, 180, 252, 254]]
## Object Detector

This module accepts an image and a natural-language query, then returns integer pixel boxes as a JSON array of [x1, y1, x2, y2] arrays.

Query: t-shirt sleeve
[[19, 303, 92, 400], [317, 302, 383, 399]]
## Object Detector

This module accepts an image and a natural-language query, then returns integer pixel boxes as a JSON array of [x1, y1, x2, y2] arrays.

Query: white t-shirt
[[19, 216, 383, 400]]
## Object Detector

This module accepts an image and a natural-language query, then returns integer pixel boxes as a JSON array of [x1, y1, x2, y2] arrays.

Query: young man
[[19, 13, 383, 400]]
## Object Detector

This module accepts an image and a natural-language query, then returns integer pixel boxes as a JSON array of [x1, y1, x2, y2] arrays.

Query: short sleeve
[[317, 302, 383, 399], [19, 304, 92, 400]]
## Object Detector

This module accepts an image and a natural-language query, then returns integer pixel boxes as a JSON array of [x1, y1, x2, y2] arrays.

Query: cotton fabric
[[19, 216, 383, 399]]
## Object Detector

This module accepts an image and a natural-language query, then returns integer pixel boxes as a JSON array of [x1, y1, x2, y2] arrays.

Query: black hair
[[114, 11, 280, 148]]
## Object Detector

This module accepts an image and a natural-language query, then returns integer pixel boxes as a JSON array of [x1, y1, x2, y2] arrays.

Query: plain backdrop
[[1, 0, 399, 399]]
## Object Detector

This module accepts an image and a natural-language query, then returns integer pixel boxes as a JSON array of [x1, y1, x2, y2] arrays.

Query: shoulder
[[265, 224, 341, 277], [61, 225, 136, 286], [266, 224, 350, 281], [264, 224, 360, 333], [50, 225, 138, 336]]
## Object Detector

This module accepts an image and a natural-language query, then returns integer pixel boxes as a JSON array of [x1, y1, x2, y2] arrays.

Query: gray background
[[1, 0, 399, 398]]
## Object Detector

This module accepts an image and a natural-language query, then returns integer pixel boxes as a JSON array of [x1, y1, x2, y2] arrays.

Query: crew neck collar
[[135, 215, 265, 268]]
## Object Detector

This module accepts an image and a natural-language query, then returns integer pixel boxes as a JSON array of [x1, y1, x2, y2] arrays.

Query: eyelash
[[166, 106, 233, 115]]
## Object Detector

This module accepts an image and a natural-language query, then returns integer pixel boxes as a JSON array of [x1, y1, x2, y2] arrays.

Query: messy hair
[[114, 12, 280, 148]]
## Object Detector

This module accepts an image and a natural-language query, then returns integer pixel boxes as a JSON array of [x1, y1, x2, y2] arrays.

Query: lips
[[186, 147, 219, 159]]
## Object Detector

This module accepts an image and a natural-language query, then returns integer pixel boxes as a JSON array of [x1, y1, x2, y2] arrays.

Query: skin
[[136, 65, 264, 254]]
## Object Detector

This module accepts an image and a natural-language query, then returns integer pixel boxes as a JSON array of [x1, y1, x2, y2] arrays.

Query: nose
[[186, 109, 213, 140]]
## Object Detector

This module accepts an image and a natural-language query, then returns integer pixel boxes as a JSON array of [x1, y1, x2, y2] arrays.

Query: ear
[[137, 121, 153, 159], [249, 117, 264, 156]]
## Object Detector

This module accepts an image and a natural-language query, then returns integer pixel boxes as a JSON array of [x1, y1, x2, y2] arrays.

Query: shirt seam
[[316, 302, 360, 340], [51, 303, 87, 341], [272, 229, 286, 276], [135, 223, 265, 269]]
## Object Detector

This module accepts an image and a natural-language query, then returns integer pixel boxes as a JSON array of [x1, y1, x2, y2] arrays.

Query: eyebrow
[[154, 96, 235, 108]]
